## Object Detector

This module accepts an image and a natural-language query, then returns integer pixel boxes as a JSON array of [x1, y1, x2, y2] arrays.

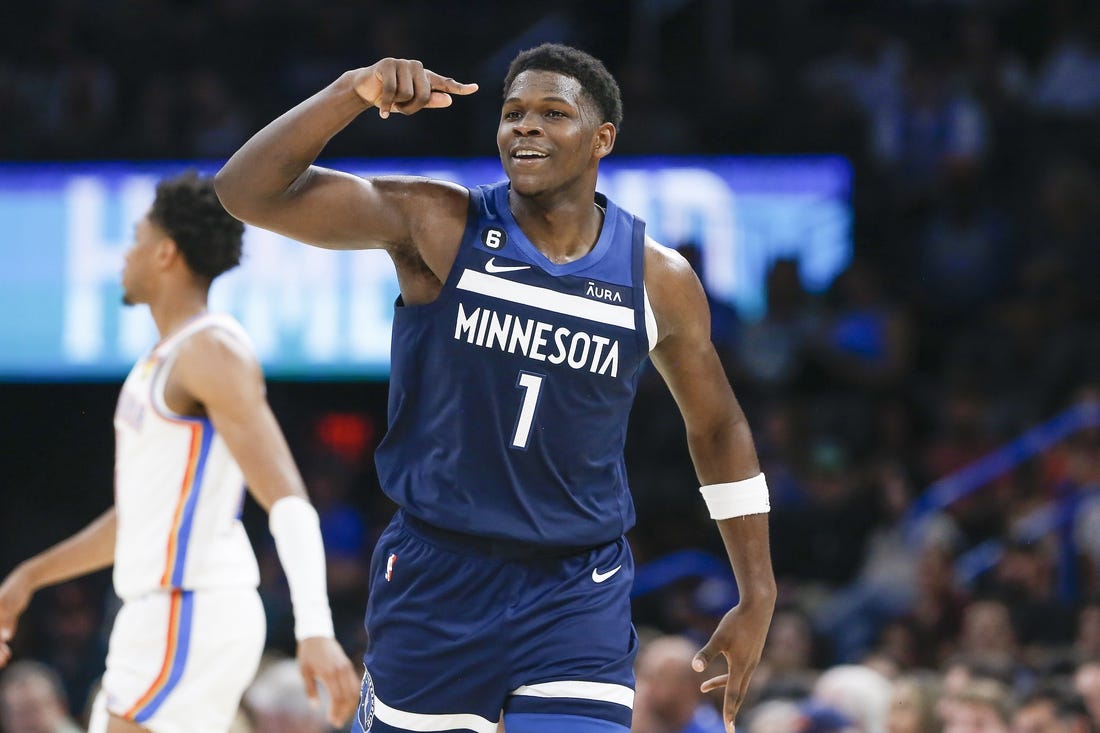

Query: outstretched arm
[[646, 240, 776, 732], [170, 330, 359, 726], [214, 59, 477, 266], [0, 508, 116, 668]]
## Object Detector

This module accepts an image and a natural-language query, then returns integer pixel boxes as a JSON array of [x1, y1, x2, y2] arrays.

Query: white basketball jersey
[[112, 313, 260, 600]]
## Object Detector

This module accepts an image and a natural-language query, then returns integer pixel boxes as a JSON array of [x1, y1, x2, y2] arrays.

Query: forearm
[[19, 508, 116, 591], [686, 413, 760, 485], [716, 514, 776, 608], [269, 497, 335, 641], [688, 419, 776, 606], [215, 71, 369, 216]]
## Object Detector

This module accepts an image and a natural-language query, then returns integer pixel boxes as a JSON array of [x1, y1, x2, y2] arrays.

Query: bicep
[[646, 244, 742, 432], [239, 166, 406, 250], [646, 245, 757, 482], [650, 321, 758, 484], [175, 336, 307, 511], [650, 320, 741, 435]]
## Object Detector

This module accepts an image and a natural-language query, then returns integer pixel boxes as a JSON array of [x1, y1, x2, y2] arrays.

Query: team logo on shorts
[[358, 667, 377, 731], [482, 227, 506, 249]]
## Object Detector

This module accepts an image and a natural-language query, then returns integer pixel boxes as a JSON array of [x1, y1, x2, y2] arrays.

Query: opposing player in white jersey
[[0, 172, 359, 733]]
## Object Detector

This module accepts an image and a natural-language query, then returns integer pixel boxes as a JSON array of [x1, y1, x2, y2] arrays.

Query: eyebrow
[[503, 95, 575, 106]]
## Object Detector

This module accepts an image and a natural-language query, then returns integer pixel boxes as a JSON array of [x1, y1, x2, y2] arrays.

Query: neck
[[149, 287, 209, 341], [508, 188, 604, 264]]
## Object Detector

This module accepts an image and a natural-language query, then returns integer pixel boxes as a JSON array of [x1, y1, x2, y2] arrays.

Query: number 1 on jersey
[[512, 372, 545, 449]]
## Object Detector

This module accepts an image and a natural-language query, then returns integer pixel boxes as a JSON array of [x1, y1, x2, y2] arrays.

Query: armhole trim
[[643, 285, 658, 351]]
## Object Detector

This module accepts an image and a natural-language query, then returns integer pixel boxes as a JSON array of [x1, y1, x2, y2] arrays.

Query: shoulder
[[643, 236, 708, 345], [377, 177, 471, 273], [371, 175, 469, 203], [373, 176, 469, 222], [173, 322, 263, 394], [644, 235, 694, 283]]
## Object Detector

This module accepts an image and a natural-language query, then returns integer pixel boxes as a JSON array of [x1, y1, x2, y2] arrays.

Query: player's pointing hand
[[352, 58, 478, 119], [691, 599, 772, 732]]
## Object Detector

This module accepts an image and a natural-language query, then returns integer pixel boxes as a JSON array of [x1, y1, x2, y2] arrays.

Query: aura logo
[[585, 281, 623, 303]]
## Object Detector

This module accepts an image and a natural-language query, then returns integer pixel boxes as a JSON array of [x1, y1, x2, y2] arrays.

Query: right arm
[[0, 507, 116, 667], [167, 329, 360, 726], [214, 59, 478, 278]]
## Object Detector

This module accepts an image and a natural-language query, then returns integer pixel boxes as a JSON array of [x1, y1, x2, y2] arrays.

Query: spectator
[[0, 661, 82, 733], [815, 461, 959, 665], [887, 673, 943, 733], [911, 166, 1015, 321], [811, 664, 893, 733], [1074, 599, 1100, 663], [871, 57, 989, 198], [243, 656, 330, 733], [943, 679, 1014, 733], [1073, 661, 1100, 731], [956, 599, 1023, 685], [804, 19, 907, 119], [1012, 688, 1066, 733], [751, 605, 822, 703], [632, 634, 726, 733], [983, 540, 1076, 654], [734, 259, 819, 395], [747, 700, 803, 733], [796, 700, 859, 733], [811, 259, 913, 392], [1055, 694, 1094, 733], [1030, 15, 1100, 117]]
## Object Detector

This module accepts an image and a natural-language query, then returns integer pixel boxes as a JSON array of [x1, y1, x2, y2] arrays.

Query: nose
[[512, 112, 542, 136]]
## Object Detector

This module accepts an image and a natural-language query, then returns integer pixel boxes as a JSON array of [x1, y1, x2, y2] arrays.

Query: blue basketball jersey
[[374, 181, 651, 547]]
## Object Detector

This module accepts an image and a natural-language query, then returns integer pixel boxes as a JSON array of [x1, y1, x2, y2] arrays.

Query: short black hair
[[503, 43, 623, 129], [149, 171, 244, 281]]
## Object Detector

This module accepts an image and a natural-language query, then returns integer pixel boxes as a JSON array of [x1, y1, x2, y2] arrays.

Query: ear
[[593, 122, 616, 160], [154, 236, 180, 270]]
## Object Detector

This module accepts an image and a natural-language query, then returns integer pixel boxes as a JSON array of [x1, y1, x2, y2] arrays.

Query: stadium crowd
[[3, 0, 1100, 731]]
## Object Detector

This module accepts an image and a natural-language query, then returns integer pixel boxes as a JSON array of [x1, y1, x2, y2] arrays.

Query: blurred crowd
[[4, 0, 1100, 731]]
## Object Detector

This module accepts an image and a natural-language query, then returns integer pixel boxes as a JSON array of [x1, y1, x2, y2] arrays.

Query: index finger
[[325, 666, 359, 725], [723, 673, 749, 732], [426, 71, 479, 96]]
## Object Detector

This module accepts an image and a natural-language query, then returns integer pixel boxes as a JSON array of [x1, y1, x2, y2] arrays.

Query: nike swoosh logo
[[591, 565, 622, 583], [485, 257, 531, 274]]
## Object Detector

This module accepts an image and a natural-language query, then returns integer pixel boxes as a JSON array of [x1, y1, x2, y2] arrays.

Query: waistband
[[398, 511, 606, 560]]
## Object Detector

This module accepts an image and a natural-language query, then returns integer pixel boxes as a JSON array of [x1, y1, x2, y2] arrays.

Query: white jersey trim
[[457, 269, 636, 330], [148, 313, 252, 422], [373, 695, 498, 733], [510, 680, 635, 709], [643, 285, 657, 351]]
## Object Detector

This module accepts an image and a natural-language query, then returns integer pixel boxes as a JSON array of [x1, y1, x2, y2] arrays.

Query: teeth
[[514, 151, 546, 158]]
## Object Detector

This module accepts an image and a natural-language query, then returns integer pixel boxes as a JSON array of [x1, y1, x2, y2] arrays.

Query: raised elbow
[[212, 165, 248, 220]]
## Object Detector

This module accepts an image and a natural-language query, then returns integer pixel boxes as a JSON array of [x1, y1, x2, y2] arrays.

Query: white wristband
[[700, 473, 771, 519], [269, 496, 335, 641]]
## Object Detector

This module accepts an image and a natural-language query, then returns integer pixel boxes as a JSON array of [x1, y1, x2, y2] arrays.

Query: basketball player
[[215, 45, 775, 733], [0, 173, 360, 732]]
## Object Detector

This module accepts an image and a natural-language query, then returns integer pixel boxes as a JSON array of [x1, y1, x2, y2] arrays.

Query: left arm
[[645, 241, 776, 731], [170, 330, 359, 726]]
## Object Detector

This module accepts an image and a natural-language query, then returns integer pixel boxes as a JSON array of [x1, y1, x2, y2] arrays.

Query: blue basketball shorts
[[353, 510, 638, 733]]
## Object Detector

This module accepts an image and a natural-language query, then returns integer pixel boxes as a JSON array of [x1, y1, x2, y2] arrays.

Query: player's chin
[[506, 172, 550, 197]]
